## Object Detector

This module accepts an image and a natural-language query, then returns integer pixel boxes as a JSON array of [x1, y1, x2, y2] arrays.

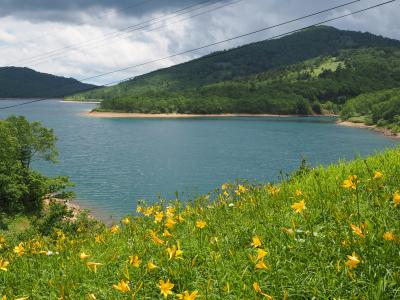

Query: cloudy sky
[[0, 0, 399, 85]]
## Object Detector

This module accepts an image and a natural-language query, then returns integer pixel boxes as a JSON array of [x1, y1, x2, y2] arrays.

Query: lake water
[[0, 99, 398, 220]]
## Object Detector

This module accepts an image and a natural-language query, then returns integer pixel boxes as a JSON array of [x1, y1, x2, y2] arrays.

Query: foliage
[[0, 148, 399, 298], [70, 26, 400, 102], [0, 67, 96, 98], [0, 116, 71, 214], [341, 88, 400, 132]]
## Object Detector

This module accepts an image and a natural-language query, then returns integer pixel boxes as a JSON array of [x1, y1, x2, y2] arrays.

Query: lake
[[0, 99, 398, 221]]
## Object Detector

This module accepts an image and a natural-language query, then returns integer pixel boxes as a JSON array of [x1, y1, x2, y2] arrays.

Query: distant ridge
[[0, 67, 96, 98]]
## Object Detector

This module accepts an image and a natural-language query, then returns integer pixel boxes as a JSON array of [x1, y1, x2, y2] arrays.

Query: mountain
[[0, 67, 96, 98], [70, 26, 400, 105]]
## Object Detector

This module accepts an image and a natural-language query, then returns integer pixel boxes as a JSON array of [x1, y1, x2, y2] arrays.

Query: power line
[[27, 0, 244, 68], [7, 0, 220, 67], [0, 0, 155, 50], [0, 0, 396, 110]]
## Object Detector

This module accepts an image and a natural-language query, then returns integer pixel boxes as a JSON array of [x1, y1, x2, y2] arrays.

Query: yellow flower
[[163, 229, 172, 238], [176, 290, 199, 300], [154, 211, 164, 223], [166, 207, 175, 218], [383, 231, 395, 241], [223, 191, 229, 197], [235, 185, 247, 195], [221, 183, 228, 190], [255, 258, 267, 270], [350, 224, 365, 238], [159, 279, 174, 298], [143, 207, 154, 217], [166, 243, 183, 260], [79, 252, 90, 260], [0, 235, 6, 249], [393, 191, 400, 207], [267, 185, 280, 196], [177, 215, 185, 223], [121, 217, 130, 225], [129, 255, 142, 267], [149, 230, 165, 245], [15, 298, 29, 300], [13, 242, 25, 257], [87, 294, 96, 300], [147, 261, 158, 271], [373, 171, 383, 179], [251, 235, 262, 248], [253, 282, 273, 299], [345, 252, 360, 270], [195, 220, 207, 229], [257, 249, 268, 260], [112, 280, 131, 293], [165, 218, 176, 229], [295, 189, 303, 197], [0, 258, 10, 271], [291, 200, 306, 213], [95, 235, 105, 244], [110, 225, 120, 234], [86, 262, 102, 273], [342, 175, 357, 190]]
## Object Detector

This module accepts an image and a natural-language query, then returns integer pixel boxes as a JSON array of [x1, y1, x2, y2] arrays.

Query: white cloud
[[0, 0, 398, 85]]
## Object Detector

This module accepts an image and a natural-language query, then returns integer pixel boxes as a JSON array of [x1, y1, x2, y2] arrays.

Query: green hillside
[[341, 88, 400, 132], [0, 67, 97, 98], [70, 26, 400, 108]]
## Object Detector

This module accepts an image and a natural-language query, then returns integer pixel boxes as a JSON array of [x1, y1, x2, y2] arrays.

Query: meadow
[[1, 148, 400, 299]]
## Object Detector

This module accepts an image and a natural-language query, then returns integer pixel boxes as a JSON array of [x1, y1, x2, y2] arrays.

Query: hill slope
[[71, 26, 400, 103], [2, 147, 400, 298], [0, 67, 96, 98]]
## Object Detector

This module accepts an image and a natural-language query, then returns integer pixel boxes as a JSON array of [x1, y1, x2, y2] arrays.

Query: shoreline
[[84, 111, 335, 119], [337, 120, 400, 139], [61, 100, 101, 104]]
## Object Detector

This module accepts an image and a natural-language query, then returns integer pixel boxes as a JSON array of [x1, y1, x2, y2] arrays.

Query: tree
[[6, 115, 58, 168], [0, 116, 68, 214]]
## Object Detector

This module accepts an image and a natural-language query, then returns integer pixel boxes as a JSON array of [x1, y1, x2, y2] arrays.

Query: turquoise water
[[0, 99, 398, 220]]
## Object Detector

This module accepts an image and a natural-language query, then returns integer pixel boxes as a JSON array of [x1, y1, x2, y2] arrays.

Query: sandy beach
[[337, 121, 400, 139], [83, 111, 321, 119], [61, 100, 101, 104]]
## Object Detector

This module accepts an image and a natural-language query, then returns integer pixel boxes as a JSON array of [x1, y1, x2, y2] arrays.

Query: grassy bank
[[1, 149, 400, 299]]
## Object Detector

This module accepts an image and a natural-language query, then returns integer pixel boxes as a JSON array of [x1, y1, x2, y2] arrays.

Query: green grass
[[1, 149, 400, 299]]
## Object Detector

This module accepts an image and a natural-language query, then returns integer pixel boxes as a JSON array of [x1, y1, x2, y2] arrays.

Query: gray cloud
[[0, 0, 202, 23]]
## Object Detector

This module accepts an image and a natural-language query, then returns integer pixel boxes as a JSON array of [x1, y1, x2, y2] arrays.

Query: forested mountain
[[70, 26, 400, 102], [96, 47, 400, 115], [0, 67, 96, 98]]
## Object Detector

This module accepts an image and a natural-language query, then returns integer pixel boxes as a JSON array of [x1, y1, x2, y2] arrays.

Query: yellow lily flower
[[129, 255, 141, 267], [195, 220, 207, 229], [166, 243, 183, 260], [112, 280, 131, 293], [13, 242, 25, 257], [159, 279, 174, 298], [383, 231, 395, 241], [350, 224, 365, 238], [251, 235, 262, 248], [86, 262, 102, 273], [393, 191, 400, 207], [253, 282, 273, 299], [80, 252, 90, 260], [0, 258, 9, 271], [345, 252, 360, 270], [149, 230, 165, 245], [147, 261, 158, 271], [291, 200, 306, 213], [110, 225, 120, 234], [176, 290, 199, 300]]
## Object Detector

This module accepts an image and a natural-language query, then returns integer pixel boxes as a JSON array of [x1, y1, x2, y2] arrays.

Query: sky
[[0, 0, 399, 85]]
